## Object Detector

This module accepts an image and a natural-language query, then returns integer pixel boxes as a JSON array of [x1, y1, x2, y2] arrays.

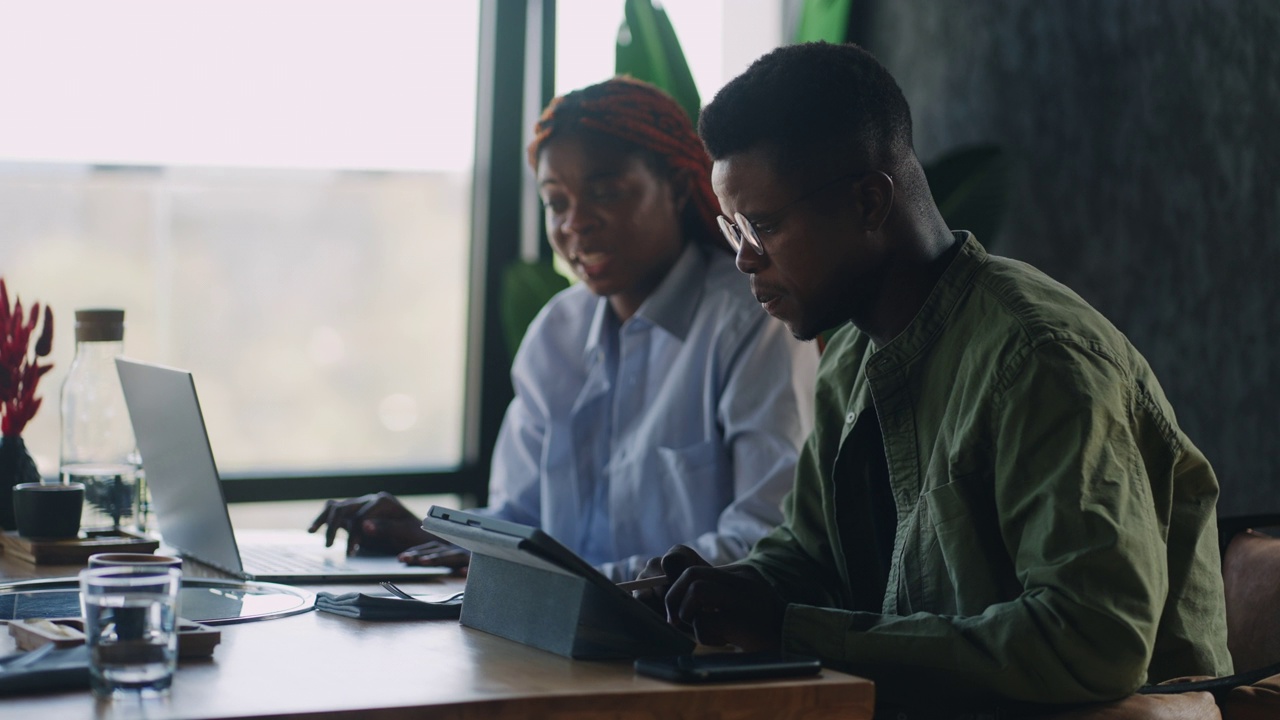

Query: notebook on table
[[116, 358, 451, 583]]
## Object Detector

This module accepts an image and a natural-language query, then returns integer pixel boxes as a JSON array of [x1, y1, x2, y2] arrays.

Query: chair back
[[1222, 529, 1280, 674]]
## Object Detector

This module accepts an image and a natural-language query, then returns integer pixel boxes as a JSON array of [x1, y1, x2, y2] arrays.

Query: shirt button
[[845, 412, 856, 425]]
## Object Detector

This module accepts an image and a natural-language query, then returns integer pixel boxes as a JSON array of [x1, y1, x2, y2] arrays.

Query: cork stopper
[[74, 309, 125, 342]]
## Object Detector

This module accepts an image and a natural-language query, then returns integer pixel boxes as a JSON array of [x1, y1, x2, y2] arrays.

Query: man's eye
[[543, 198, 567, 214]]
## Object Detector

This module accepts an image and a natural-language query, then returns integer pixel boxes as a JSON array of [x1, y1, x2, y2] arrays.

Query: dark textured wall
[[860, 1, 1279, 516]]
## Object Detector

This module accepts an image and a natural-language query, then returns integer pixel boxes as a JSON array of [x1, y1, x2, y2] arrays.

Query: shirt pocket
[[646, 439, 727, 546], [922, 475, 1016, 615]]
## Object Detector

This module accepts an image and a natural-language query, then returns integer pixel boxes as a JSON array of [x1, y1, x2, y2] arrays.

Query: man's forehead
[[711, 149, 783, 203]]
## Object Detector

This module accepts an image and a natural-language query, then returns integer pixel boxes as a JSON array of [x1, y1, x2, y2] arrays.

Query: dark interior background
[[855, 1, 1277, 516]]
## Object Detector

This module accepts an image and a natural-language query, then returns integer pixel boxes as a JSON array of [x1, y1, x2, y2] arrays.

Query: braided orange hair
[[527, 76, 729, 252]]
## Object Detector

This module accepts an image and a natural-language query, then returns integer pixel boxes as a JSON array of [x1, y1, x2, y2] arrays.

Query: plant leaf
[[616, 0, 700, 125], [35, 305, 53, 357], [923, 144, 1009, 250], [501, 260, 571, 364], [794, 0, 853, 44]]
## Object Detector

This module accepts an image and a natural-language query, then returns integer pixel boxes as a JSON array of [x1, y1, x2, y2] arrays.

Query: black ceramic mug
[[13, 482, 85, 539]]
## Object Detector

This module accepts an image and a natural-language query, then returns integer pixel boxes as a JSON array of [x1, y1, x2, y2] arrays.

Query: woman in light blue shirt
[[310, 78, 817, 581]]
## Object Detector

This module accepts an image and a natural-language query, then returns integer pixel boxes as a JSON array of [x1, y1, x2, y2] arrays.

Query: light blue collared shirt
[[482, 244, 818, 581]]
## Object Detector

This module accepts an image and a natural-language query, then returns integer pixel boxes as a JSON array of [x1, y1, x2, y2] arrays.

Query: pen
[[615, 575, 671, 592], [616, 566, 733, 593]]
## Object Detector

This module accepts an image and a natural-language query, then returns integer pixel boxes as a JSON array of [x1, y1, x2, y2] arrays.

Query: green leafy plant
[[501, 260, 570, 362], [615, 0, 700, 125], [924, 143, 1008, 247], [794, 0, 854, 44]]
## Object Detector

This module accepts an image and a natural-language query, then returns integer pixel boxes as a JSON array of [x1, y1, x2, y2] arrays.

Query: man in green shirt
[[651, 42, 1232, 716]]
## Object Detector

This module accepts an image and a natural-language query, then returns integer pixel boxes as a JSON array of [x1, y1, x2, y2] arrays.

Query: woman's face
[[537, 132, 688, 321]]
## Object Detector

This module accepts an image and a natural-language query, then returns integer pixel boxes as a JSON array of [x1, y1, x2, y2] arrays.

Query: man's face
[[711, 148, 888, 341]]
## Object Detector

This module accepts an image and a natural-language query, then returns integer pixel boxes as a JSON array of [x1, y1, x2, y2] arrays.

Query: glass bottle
[[59, 309, 143, 532]]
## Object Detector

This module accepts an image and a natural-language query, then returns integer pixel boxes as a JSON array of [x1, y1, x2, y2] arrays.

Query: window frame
[[222, 0, 556, 506]]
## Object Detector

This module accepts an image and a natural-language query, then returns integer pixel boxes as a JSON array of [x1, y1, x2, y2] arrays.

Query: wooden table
[[0, 557, 874, 720]]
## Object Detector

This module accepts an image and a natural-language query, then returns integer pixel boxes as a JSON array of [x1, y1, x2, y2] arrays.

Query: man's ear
[[856, 171, 895, 232]]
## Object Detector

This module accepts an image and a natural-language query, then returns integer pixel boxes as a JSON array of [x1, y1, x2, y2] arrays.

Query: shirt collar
[[583, 243, 710, 361], [866, 231, 986, 377]]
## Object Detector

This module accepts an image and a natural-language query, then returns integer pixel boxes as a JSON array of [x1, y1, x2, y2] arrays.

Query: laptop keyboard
[[239, 544, 360, 575]]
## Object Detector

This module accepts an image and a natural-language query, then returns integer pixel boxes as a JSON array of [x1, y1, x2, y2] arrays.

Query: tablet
[[635, 652, 822, 683], [423, 506, 606, 584], [422, 506, 694, 658]]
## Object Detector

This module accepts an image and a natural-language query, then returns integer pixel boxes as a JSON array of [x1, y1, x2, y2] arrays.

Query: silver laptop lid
[[116, 358, 247, 577]]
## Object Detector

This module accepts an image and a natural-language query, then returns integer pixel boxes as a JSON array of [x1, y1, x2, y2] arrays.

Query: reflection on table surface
[[0, 555, 874, 720], [0, 577, 314, 625]]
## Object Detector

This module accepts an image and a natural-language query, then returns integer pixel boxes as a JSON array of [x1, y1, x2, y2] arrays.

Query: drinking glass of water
[[79, 566, 182, 698]]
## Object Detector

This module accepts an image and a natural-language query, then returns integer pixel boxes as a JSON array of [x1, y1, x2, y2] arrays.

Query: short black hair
[[699, 42, 914, 177]]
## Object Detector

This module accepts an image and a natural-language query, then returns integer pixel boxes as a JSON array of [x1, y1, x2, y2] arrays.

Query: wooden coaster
[[7, 617, 221, 659], [0, 529, 160, 565]]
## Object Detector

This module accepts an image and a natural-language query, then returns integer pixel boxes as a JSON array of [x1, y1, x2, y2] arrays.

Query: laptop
[[116, 358, 451, 583]]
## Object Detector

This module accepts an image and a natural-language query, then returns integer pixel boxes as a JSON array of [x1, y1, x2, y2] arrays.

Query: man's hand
[[632, 544, 709, 613], [306, 492, 433, 556], [399, 539, 471, 575], [660, 546, 787, 652]]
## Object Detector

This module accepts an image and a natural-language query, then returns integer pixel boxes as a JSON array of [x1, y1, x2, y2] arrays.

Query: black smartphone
[[633, 652, 822, 683]]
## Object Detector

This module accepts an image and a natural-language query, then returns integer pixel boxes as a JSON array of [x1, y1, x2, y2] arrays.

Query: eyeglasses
[[717, 170, 874, 256]]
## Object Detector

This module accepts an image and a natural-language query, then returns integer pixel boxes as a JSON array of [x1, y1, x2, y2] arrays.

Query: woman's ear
[[856, 171, 895, 233], [668, 167, 694, 214]]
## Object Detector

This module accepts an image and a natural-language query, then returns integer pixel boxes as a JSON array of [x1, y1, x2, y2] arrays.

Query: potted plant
[[0, 279, 55, 530]]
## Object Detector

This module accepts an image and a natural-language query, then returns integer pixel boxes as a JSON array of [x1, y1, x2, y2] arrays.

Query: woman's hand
[[306, 492, 433, 556], [399, 539, 471, 575]]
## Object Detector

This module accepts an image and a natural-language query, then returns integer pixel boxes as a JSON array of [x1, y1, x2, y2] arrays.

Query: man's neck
[[854, 225, 960, 348]]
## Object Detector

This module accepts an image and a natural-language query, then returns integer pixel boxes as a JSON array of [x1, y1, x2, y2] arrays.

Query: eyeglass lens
[[717, 214, 765, 255]]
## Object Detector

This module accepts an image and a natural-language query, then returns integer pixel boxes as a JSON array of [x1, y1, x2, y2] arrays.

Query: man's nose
[[734, 243, 767, 275]]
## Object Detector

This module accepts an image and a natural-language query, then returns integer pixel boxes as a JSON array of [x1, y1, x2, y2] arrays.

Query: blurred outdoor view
[[1, 164, 472, 477], [0, 1, 480, 478], [0, 0, 784, 482]]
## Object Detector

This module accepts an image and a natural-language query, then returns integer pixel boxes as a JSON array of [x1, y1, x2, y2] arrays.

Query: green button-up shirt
[[746, 234, 1232, 707]]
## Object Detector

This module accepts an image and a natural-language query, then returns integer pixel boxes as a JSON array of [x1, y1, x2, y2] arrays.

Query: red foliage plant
[[0, 278, 54, 436]]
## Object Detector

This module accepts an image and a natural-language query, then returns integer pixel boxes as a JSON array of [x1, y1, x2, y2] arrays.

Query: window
[[0, 1, 481, 480], [1, 0, 791, 505], [553, 0, 786, 101]]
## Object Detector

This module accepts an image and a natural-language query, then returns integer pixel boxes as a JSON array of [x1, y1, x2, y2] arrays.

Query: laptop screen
[[116, 358, 247, 576]]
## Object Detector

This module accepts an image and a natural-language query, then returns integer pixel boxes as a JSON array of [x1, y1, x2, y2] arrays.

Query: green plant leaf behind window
[[501, 260, 572, 364], [616, 0, 700, 125], [923, 143, 1009, 250], [794, 0, 853, 44]]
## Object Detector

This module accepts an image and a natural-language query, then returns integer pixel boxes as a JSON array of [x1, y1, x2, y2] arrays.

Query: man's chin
[[780, 316, 822, 343], [764, 301, 832, 343], [780, 313, 846, 343]]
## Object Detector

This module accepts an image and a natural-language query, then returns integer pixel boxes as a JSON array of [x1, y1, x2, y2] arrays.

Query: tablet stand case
[[423, 512, 694, 660], [462, 554, 689, 659]]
